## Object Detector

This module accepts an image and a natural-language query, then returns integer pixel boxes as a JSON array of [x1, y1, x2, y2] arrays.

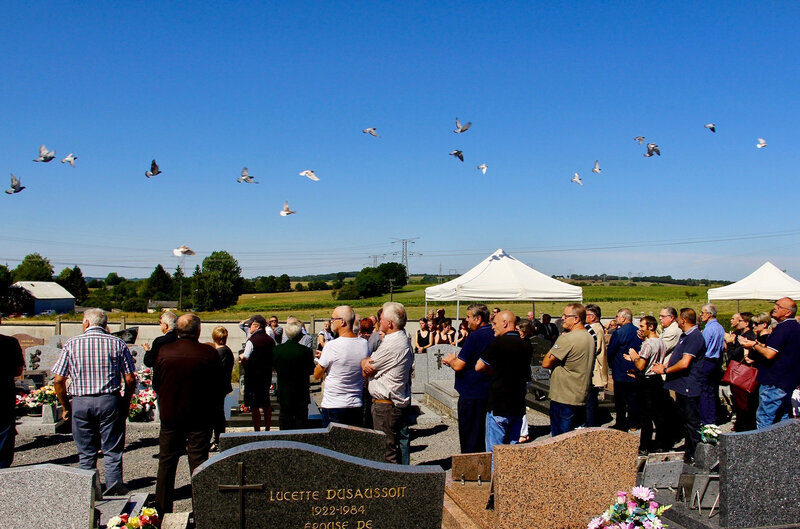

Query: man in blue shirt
[[738, 297, 800, 429], [443, 304, 493, 453], [606, 308, 642, 431], [652, 308, 706, 463], [699, 304, 725, 425]]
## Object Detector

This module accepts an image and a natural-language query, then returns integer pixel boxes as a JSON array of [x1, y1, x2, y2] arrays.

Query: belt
[[372, 399, 394, 405]]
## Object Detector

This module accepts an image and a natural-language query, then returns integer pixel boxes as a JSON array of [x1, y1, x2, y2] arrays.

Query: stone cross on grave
[[435, 350, 445, 369], [218, 461, 264, 529]]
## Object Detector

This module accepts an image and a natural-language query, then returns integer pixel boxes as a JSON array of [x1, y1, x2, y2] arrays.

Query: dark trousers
[[71, 394, 125, 488], [613, 378, 641, 430], [550, 401, 586, 436], [279, 403, 309, 430], [0, 422, 16, 469], [212, 405, 226, 445], [321, 407, 363, 428], [675, 394, 701, 458], [698, 359, 721, 425], [586, 386, 601, 427], [371, 402, 407, 464], [639, 376, 670, 451], [155, 424, 211, 513], [457, 397, 487, 454]]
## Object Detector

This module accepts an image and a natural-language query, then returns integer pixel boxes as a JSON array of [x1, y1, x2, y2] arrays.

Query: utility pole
[[368, 254, 384, 267], [390, 237, 420, 279], [388, 278, 395, 301]]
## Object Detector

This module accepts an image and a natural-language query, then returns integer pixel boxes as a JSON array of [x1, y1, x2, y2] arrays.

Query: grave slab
[[220, 422, 385, 462], [192, 440, 445, 529], [425, 380, 459, 418], [640, 451, 685, 489], [719, 419, 800, 528], [0, 464, 98, 529]]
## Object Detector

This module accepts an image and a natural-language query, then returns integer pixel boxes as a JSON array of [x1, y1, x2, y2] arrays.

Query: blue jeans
[[320, 407, 363, 428], [485, 411, 522, 453], [756, 384, 791, 429], [550, 401, 586, 437], [71, 394, 125, 488]]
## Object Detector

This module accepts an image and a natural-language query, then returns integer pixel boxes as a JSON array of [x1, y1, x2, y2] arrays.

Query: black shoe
[[151, 453, 160, 459], [683, 454, 695, 465]]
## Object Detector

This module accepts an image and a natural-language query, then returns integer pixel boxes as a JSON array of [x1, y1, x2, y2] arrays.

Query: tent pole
[[737, 300, 740, 312], [532, 301, 536, 319], [456, 300, 460, 325], [425, 300, 428, 317]]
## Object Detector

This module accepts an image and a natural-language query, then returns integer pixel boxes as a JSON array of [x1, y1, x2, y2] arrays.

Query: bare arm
[[442, 352, 466, 371], [475, 359, 491, 374], [652, 353, 693, 375], [313, 363, 326, 380], [542, 351, 560, 369], [53, 374, 71, 421], [738, 336, 778, 360], [361, 357, 377, 378]]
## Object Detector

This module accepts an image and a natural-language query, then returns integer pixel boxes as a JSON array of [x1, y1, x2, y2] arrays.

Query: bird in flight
[[592, 160, 601, 174], [756, 138, 767, 148], [61, 153, 77, 166], [145, 160, 161, 178], [634, 136, 645, 144], [571, 173, 583, 186], [477, 163, 488, 174], [300, 170, 319, 181], [449, 150, 464, 162], [33, 145, 55, 162], [362, 128, 379, 137], [280, 201, 296, 216], [704, 123, 716, 133], [237, 168, 258, 184], [644, 143, 660, 157], [454, 118, 471, 133], [5, 174, 24, 194], [173, 244, 195, 256]]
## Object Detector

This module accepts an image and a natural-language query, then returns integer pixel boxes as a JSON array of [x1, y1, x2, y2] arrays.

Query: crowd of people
[[1, 296, 799, 514]]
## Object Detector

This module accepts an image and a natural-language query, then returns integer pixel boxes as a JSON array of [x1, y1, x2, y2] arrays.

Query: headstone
[[220, 422, 386, 462], [112, 326, 139, 344], [411, 352, 428, 395], [426, 345, 459, 383], [128, 344, 145, 370], [48, 334, 67, 348], [640, 451, 685, 489], [25, 345, 63, 372], [224, 388, 240, 421], [719, 419, 800, 528], [529, 336, 551, 365], [12, 333, 45, 350], [192, 440, 445, 529], [694, 442, 719, 471], [0, 464, 99, 529]]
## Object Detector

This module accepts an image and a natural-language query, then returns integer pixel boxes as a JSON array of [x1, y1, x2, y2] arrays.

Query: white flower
[[107, 515, 122, 527]]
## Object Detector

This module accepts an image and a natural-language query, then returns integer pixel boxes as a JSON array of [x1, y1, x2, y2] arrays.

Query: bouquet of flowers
[[588, 487, 671, 529], [107, 507, 160, 528], [699, 424, 721, 445], [21, 386, 59, 409], [136, 366, 153, 388], [129, 388, 158, 421]]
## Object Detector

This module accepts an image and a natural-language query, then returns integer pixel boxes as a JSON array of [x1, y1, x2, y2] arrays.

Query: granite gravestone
[[26, 345, 62, 373], [192, 441, 445, 529], [0, 464, 99, 529], [413, 345, 459, 395], [220, 423, 385, 462], [640, 451, 685, 489], [719, 419, 800, 528], [12, 333, 45, 351], [421, 345, 460, 416], [528, 336, 552, 366]]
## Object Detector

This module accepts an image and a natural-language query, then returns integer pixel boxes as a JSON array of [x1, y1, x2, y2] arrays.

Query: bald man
[[476, 310, 532, 452]]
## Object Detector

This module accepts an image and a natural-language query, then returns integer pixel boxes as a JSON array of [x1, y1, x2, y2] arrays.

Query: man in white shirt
[[314, 306, 369, 427]]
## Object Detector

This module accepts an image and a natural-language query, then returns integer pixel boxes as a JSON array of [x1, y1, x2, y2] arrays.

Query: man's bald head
[[492, 310, 517, 336], [176, 313, 201, 339]]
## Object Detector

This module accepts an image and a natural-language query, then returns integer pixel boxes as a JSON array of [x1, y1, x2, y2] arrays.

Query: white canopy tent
[[707, 261, 800, 307], [424, 248, 582, 319]]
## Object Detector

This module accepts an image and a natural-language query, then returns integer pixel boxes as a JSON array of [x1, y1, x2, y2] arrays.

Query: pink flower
[[632, 486, 655, 502], [648, 501, 659, 514], [616, 491, 627, 504], [587, 517, 604, 529], [627, 500, 638, 512]]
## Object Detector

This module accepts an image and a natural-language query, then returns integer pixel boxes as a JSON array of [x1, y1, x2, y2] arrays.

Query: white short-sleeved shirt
[[318, 337, 370, 409]]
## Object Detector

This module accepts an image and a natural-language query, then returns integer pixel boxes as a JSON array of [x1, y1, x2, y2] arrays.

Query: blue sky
[[2, 2, 799, 280]]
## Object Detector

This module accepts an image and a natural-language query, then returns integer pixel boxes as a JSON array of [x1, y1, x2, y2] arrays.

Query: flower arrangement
[[239, 404, 250, 413], [107, 507, 160, 528], [136, 367, 153, 388], [587, 487, 671, 529], [20, 386, 59, 408], [129, 388, 158, 421], [699, 424, 721, 445]]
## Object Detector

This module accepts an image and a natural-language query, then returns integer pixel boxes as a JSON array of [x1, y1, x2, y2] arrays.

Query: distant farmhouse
[[147, 300, 179, 313], [11, 281, 76, 314]]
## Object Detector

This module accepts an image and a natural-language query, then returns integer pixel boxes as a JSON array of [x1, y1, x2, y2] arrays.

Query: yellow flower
[[141, 507, 157, 517], [128, 516, 140, 527]]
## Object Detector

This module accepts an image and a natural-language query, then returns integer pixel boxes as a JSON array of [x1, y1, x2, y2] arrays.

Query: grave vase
[[41, 404, 59, 424], [27, 405, 42, 417], [694, 441, 719, 470]]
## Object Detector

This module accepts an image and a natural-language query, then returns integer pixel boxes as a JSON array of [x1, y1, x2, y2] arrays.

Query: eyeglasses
[[658, 314, 670, 319], [775, 304, 793, 311], [330, 317, 344, 322], [561, 314, 578, 319]]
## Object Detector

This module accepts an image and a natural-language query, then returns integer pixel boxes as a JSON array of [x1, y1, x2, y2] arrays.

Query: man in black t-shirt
[[476, 310, 532, 453], [0, 316, 24, 468]]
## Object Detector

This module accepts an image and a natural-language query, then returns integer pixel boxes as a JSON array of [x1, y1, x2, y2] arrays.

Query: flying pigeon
[[704, 123, 716, 133], [477, 163, 488, 174], [33, 145, 55, 162], [362, 127, 379, 137], [280, 200, 296, 216], [145, 159, 161, 178], [756, 138, 767, 148], [449, 150, 464, 162], [5, 174, 24, 194], [454, 118, 471, 133], [592, 160, 601, 174], [237, 167, 258, 184], [300, 170, 319, 181], [172, 244, 196, 257], [61, 153, 77, 166], [644, 143, 660, 157], [634, 136, 645, 144], [571, 173, 583, 186]]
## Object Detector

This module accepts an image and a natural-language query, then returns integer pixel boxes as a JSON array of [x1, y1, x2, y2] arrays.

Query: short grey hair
[[285, 320, 303, 340], [176, 313, 201, 338], [663, 306, 677, 318], [161, 311, 178, 330], [617, 308, 633, 322], [702, 304, 717, 317], [382, 301, 407, 330], [83, 308, 107, 328], [467, 304, 490, 324]]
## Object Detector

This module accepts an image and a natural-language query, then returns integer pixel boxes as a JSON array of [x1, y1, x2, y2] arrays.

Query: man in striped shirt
[[53, 308, 136, 491]]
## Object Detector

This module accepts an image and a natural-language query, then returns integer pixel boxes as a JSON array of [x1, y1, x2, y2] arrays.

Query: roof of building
[[12, 281, 76, 300], [147, 300, 179, 309]]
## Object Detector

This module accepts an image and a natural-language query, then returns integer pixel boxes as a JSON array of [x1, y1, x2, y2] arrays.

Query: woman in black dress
[[415, 318, 434, 353]]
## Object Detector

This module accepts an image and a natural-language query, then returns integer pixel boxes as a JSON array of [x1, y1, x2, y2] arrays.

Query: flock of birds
[[569, 124, 768, 187], [6, 121, 770, 199]]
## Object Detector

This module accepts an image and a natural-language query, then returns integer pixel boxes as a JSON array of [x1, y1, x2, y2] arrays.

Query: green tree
[[276, 274, 291, 292], [193, 251, 243, 311], [87, 278, 105, 289], [66, 266, 89, 303], [105, 272, 124, 286], [121, 297, 148, 312], [0, 264, 12, 312], [145, 264, 173, 299], [376, 262, 408, 288], [336, 282, 360, 300], [256, 275, 278, 293], [295, 282, 306, 291], [353, 267, 385, 298], [12, 253, 54, 282]]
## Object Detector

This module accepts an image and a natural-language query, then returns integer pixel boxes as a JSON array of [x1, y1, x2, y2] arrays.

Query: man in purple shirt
[[738, 297, 800, 429]]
